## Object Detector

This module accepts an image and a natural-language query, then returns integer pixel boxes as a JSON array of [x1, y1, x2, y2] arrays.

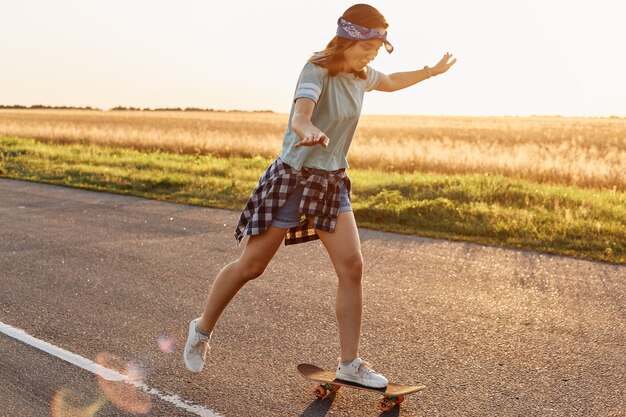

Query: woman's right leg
[[185, 225, 288, 372], [197, 225, 288, 333]]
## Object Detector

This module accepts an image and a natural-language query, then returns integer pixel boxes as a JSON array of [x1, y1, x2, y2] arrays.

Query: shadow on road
[[299, 393, 336, 417], [379, 406, 400, 417], [299, 394, 405, 417]]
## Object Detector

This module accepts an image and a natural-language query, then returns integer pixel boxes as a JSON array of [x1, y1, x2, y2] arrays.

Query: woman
[[184, 3, 456, 388]]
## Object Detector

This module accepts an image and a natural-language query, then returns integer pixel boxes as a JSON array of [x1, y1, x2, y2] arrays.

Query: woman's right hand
[[292, 98, 330, 148], [294, 131, 330, 148]]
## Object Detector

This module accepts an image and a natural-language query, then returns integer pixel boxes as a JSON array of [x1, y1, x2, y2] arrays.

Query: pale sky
[[1, 0, 625, 117]]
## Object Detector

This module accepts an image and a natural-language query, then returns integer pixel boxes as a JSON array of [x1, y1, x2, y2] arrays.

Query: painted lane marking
[[0, 320, 223, 417]]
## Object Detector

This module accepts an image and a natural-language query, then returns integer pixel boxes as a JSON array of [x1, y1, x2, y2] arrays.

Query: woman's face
[[341, 27, 385, 72]]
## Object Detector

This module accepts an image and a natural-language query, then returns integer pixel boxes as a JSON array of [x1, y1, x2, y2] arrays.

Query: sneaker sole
[[183, 319, 203, 373], [335, 373, 388, 389]]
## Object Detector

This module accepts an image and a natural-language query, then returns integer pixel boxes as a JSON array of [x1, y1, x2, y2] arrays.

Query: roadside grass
[[2, 136, 624, 264], [2, 109, 625, 191]]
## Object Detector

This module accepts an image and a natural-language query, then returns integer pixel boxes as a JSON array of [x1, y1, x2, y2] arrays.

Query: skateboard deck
[[297, 363, 426, 412]]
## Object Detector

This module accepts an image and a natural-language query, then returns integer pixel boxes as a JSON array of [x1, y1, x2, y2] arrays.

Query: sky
[[1, 0, 625, 117]]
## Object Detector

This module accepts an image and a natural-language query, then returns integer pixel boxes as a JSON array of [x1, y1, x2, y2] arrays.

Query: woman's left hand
[[432, 52, 457, 76]]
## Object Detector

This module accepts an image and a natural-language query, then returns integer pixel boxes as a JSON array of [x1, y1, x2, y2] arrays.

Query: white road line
[[0, 320, 224, 417]]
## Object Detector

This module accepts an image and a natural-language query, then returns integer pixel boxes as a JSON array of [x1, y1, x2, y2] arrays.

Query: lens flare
[[157, 335, 176, 353], [50, 389, 105, 417], [95, 352, 151, 414]]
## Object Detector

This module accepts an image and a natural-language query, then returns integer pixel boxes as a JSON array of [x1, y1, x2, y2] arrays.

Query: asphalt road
[[1, 178, 624, 417]]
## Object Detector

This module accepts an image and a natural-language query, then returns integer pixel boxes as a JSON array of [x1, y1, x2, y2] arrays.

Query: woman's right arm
[[291, 98, 330, 148]]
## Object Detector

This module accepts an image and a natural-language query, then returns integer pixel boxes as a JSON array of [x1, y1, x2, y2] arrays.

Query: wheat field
[[1, 109, 625, 191]]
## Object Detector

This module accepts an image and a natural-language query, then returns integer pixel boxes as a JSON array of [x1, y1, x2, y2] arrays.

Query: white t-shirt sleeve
[[294, 62, 325, 103], [365, 66, 382, 92]]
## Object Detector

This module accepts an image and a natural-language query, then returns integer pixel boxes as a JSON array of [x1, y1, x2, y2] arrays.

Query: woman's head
[[340, 4, 388, 33], [310, 4, 391, 78]]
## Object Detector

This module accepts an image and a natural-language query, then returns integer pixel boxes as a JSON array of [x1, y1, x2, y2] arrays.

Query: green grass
[[2, 136, 625, 264]]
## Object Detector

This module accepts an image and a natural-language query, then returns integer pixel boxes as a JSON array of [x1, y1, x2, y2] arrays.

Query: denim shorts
[[271, 181, 352, 229]]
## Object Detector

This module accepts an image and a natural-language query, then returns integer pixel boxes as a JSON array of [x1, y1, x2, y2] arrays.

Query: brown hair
[[309, 4, 389, 79]]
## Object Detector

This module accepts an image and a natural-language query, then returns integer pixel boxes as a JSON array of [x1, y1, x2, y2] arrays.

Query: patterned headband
[[336, 17, 394, 53]]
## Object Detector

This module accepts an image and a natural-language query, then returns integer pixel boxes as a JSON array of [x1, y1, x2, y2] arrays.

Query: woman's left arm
[[375, 52, 457, 92]]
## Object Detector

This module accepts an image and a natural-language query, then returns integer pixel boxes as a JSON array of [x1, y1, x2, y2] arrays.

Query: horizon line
[[1, 104, 624, 119]]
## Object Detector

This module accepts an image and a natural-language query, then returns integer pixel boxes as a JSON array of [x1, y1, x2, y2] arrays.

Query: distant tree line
[[0, 105, 98, 110], [109, 106, 274, 113], [0, 104, 274, 113]]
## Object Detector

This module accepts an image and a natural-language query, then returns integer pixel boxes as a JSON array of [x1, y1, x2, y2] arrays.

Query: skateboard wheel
[[313, 385, 327, 399], [377, 397, 394, 412], [395, 395, 405, 405], [329, 384, 340, 394]]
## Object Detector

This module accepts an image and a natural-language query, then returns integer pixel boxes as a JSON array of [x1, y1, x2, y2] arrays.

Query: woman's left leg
[[316, 211, 388, 388], [315, 211, 364, 363]]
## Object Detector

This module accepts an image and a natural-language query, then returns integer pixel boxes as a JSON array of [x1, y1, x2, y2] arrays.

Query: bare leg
[[197, 225, 287, 333], [315, 211, 364, 363]]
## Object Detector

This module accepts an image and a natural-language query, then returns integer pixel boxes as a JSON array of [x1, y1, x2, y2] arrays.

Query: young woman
[[184, 3, 456, 388]]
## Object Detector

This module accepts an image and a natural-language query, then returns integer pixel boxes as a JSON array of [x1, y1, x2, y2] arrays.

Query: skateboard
[[297, 363, 426, 412]]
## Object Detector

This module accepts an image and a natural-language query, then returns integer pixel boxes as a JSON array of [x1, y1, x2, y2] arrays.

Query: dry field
[[1, 109, 625, 191]]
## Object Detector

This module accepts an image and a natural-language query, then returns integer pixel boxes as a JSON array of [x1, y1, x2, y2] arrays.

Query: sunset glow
[[2, 0, 624, 116]]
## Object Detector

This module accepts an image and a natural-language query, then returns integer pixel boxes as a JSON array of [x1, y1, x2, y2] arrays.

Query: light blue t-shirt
[[279, 61, 381, 170]]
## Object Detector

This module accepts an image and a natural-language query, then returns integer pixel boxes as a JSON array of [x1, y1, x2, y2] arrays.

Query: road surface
[[1, 178, 624, 416]]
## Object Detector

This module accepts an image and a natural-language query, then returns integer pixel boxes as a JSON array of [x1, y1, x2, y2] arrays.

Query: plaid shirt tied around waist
[[234, 158, 351, 246]]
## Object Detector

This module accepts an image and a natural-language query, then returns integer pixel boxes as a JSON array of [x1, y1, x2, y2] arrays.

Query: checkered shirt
[[234, 158, 350, 246]]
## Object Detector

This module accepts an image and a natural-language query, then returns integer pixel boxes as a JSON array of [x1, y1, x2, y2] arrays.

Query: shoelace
[[357, 361, 378, 375], [190, 335, 209, 356]]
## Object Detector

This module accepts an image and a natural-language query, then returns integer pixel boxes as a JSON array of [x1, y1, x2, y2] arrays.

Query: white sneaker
[[183, 318, 211, 373], [335, 357, 388, 388]]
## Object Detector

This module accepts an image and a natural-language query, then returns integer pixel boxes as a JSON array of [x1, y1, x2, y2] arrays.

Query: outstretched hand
[[432, 52, 457, 76], [294, 131, 330, 148]]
